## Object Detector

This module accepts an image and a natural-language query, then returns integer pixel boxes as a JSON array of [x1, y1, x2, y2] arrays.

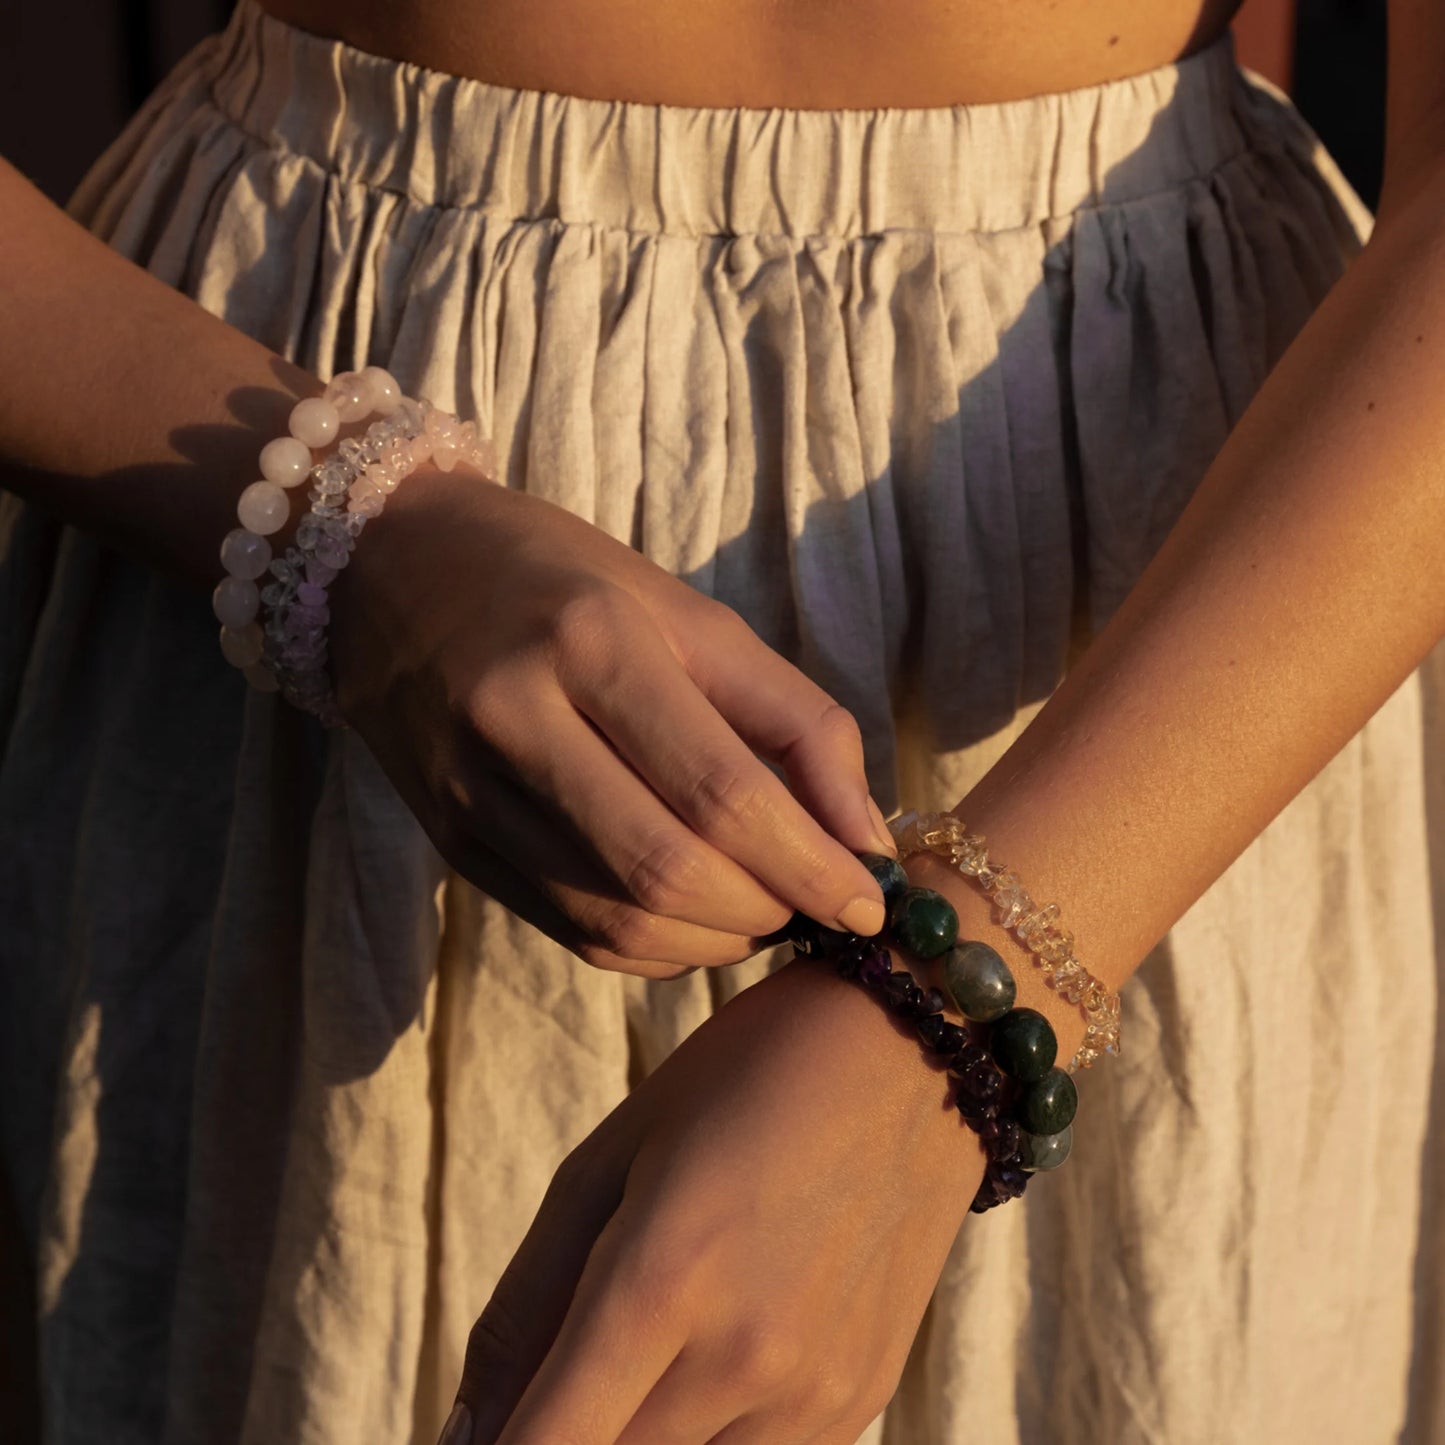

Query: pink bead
[[236, 480, 290, 536], [220, 527, 271, 580], [219, 622, 264, 668], [474, 436, 500, 479], [433, 442, 460, 472], [259, 436, 312, 489], [288, 396, 340, 448], [212, 576, 259, 629], [410, 434, 435, 464], [358, 365, 402, 416], [324, 371, 371, 423]]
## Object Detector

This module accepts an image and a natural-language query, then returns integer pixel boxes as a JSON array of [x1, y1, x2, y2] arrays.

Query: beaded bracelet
[[789, 854, 1078, 1214], [212, 367, 499, 725], [890, 810, 1121, 1071]]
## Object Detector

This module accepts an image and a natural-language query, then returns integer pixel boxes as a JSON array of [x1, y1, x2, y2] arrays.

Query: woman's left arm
[[445, 9, 1445, 1441]]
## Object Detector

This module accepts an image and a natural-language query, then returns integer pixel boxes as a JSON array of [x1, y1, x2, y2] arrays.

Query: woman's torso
[[251, 0, 1246, 109]]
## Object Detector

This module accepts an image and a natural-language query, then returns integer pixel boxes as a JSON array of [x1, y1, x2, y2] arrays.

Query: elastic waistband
[[208, 0, 1256, 238]]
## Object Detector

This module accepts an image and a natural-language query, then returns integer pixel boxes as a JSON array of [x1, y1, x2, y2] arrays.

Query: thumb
[[445, 1131, 638, 1443]]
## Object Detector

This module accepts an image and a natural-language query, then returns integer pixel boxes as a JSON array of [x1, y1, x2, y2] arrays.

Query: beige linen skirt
[[3, 1, 1443, 1440]]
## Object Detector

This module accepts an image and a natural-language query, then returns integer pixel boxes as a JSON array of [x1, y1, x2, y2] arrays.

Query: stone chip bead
[[859, 852, 910, 910], [259, 436, 313, 488], [942, 940, 1016, 1023], [890, 886, 959, 960], [1018, 1124, 1073, 1173], [236, 480, 290, 536], [1016, 1067, 1078, 1136], [987, 1007, 1058, 1083]]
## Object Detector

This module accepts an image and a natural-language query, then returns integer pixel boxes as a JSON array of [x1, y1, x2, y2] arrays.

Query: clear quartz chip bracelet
[[212, 366, 499, 726], [888, 809, 1122, 1070]]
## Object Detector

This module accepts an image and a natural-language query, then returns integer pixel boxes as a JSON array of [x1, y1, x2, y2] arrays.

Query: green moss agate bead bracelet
[[788, 852, 1077, 1213]]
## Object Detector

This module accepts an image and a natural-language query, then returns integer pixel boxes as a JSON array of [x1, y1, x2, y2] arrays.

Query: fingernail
[[438, 1402, 473, 1445], [864, 795, 896, 854], [837, 895, 886, 935]]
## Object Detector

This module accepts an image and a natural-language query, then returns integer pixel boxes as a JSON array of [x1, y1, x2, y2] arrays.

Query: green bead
[[988, 1007, 1057, 1083], [890, 886, 959, 960], [1016, 1068, 1078, 1136], [1018, 1124, 1073, 1173], [942, 940, 1016, 1022], [860, 852, 910, 910]]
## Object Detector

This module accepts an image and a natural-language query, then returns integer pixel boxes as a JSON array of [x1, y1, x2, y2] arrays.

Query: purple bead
[[315, 538, 349, 569], [833, 940, 868, 979], [929, 1020, 968, 1058], [915, 1014, 953, 1052], [857, 946, 893, 989], [948, 1040, 991, 1077], [959, 1063, 1001, 1104], [917, 987, 946, 1017], [305, 557, 339, 587], [986, 1121, 1022, 1163], [994, 1164, 1029, 1198], [884, 972, 922, 1012], [296, 581, 329, 607]]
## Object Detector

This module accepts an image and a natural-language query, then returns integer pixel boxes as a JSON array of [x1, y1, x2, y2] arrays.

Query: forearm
[[0, 155, 319, 590], [911, 158, 1445, 1056]]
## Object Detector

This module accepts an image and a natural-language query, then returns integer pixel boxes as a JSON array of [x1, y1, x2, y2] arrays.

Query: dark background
[[1, 0, 1392, 211]]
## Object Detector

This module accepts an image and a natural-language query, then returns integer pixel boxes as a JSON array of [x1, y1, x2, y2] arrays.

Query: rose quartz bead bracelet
[[212, 366, 499, 725]]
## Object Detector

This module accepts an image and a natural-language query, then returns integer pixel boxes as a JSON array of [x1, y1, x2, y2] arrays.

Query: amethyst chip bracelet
[[789, 853, 1078, 1214], [212, 367, 499, 725]]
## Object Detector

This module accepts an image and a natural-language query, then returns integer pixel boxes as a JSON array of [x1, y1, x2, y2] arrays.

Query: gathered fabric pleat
[[2, 1, 1442, 1441]]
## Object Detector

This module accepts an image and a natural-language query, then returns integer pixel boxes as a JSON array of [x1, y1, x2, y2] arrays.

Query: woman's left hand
[[448, 957, 987, 1445]]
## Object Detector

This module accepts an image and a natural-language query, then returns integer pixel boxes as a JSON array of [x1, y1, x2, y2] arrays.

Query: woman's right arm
[[0, 154, 892, 974]]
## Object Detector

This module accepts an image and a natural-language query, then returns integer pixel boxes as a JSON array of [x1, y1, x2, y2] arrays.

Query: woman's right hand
[[328, 461, 895, 979]]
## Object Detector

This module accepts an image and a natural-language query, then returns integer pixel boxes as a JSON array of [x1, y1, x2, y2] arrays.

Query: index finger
[[560, 620, 886, 936]]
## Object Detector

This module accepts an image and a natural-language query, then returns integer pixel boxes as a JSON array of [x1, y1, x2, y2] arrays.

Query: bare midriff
[[251, 0, 1246, 110]]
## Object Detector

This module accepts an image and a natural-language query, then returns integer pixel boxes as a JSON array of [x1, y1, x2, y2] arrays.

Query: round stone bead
[[988, 1007, 1057, 1083], [288, 396, 340, 447], [211, 575, 259, 629], [237, 480, 290, 536], [242, 662, 280, 693], [890, 887, 958, 960], [259, 436, 313, 488], [358, 365, 402, 415], [859, 852, 910, 910], [324, 371, 372, 423], [219, 527, 272, 581], [1018, 1123, 1073, 1173], [1016, 1067, 1078, 1136], [942, 940, 1016, 1023], [218, 622, 264, 668]]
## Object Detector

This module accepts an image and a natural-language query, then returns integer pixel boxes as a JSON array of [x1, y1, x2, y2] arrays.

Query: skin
[[5, 0, 1445, 1440], [253, 0, 1247, 110]]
